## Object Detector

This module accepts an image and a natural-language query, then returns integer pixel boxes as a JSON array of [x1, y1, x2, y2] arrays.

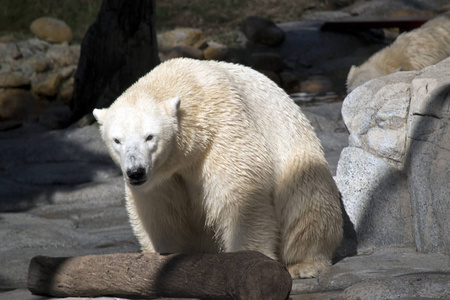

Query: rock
[[290, 248, 450, 298], [59, 83, 74, 105], [0, 89, 40, 121], [25, 55, 50, 73], [0, 39, 79, 122], [0, 42, 21, 59], [30, 17, 73, 43], [37, 105, 72, 129], [0, 35, 16, 43], [32, 72, 63, 97], [342, 0, 447, 17], [303, 10, 351, 21], [336, 57, 450, 254], [250, 52, 284, 73], [203, 41, 228, 60], [46, 44, 80, 67], [316, 249, 450, 293], [17, 38, 50, 58], [279, 71, 299, 92], [341, 71, 416, 165], [259, 70, 281, 85], [299, 75, 333, 94], [301, 101, 349, 175], [0, 120, 22, 131], [163, 45, 204, 60], [157, 28, 204, 53], [59, 65, 77, 79], [335, 272, 450, 300], [336, 147, 413, 250], [0, 213, 88, 252], [407, 59, 450, 254], [0, 73, 31, 88], [241, 16, 285, 46]]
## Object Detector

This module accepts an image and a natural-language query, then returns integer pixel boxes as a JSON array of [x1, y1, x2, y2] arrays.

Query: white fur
[[94, 58, 343, 278], [347, 12, 450, 93]]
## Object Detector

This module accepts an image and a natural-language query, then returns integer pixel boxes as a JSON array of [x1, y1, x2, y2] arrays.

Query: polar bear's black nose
[[126, 167, 147, 185]]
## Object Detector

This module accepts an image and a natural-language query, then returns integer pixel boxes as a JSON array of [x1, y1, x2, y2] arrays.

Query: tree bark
[[28, 251, 292, 300], [70, 0, 160, 123]]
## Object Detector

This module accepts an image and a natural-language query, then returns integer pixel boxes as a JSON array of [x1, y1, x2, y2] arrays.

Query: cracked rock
[[336, 57, 450, 254]]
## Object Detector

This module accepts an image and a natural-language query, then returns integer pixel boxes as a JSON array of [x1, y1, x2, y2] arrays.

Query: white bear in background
[[347, 12, 450, 93], [93, 58, 343, 278]]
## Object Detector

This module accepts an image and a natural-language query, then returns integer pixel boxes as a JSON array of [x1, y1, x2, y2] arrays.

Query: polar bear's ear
[[93, 108, 107, 125], [163, 96, 181, 117]]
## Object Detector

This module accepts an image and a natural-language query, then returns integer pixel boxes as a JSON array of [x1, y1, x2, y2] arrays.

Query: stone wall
[[336, 57, 450, 253], [0, 38, 79, 128]]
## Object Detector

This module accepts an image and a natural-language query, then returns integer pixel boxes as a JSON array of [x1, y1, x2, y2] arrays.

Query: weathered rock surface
[[336, 57, 450, 253], [335, 272, 450, 300]]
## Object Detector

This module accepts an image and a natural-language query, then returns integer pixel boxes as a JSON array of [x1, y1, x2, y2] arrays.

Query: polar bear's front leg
[[204, 186, 280, 261], [125, 186, 156, 253], [126, 175, 218, 254], [286, 261, 330, 279]]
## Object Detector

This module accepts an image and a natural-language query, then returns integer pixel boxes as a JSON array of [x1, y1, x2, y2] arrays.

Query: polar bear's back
[[141, 58, 319, 147], [207, 59, 324, 158]]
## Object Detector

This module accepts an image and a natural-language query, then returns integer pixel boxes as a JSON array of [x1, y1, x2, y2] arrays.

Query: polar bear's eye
[[113, 138, 121, 145], [146, 135, 154, 141]]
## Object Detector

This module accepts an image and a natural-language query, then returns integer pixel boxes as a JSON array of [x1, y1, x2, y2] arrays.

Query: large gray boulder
[[336, 57, 450, 253]]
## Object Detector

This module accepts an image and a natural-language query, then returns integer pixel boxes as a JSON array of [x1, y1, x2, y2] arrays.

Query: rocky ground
[[1, 0, 450, 299]]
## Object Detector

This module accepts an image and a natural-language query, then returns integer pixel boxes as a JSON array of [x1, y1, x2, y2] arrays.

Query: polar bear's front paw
[[287, 261, 329, 279]]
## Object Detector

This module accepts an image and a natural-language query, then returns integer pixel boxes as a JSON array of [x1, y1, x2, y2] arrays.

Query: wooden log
[[28, 251, 292, 300]]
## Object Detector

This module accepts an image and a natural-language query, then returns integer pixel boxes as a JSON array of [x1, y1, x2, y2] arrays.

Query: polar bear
[[347, 12, 450, 93], [93, 58, 343, 278]]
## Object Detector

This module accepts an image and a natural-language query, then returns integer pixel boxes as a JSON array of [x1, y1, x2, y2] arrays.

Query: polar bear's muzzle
[[121, 145, 150, 186], [126, 166, 147, 186]]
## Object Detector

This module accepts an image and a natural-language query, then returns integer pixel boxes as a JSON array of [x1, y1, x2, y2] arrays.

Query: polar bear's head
[[93, 93, 180, 187]]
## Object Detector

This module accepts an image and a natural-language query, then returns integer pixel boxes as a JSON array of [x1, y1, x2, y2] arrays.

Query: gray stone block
[[336, 147, 413, 250], [406, 59, 450, 254], [337, 57, 450, 255]]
